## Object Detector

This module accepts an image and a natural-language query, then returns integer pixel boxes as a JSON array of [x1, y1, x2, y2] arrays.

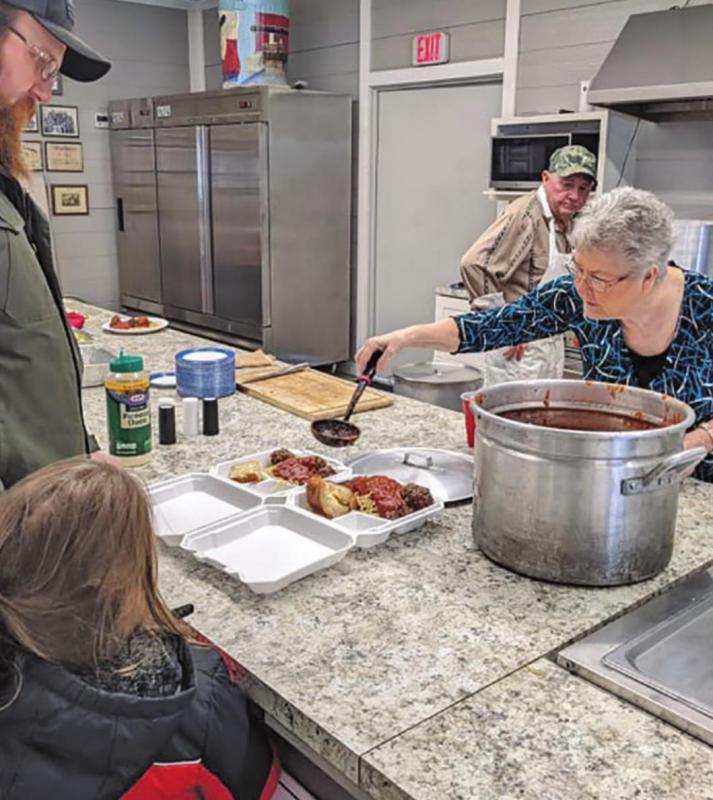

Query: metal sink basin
[[559, 567, 713, 745]]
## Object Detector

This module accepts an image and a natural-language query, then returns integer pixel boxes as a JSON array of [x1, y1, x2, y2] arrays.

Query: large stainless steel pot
[[392, 361, 482, 412], [471, 380, 706, 586]]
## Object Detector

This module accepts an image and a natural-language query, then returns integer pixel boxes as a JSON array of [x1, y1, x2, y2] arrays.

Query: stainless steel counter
[[560, 566, 713, 747]]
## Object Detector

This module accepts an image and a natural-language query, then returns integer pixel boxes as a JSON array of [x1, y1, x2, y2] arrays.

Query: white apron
[[480, 186, 567, 386]]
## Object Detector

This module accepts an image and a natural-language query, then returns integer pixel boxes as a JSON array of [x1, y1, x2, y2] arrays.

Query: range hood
[[588, 4, 713, 121]]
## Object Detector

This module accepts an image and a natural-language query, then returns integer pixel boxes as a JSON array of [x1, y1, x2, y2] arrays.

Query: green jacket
[[0, 171, 92, 489]]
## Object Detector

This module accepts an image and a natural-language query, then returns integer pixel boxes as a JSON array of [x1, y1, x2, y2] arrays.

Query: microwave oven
[[490, 133, 571, 191], [490, 130, 600, 191]]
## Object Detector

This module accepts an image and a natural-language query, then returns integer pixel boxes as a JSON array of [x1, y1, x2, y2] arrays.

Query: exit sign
[[412, 31, 450, 66]]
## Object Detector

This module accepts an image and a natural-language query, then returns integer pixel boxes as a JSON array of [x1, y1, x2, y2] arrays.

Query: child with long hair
[[0, 457, 280, 799]]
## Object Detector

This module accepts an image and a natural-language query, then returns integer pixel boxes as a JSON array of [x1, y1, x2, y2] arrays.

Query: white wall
[[52, 0, 713, 312], [517, 0, 713, 220], [371, 0, 505, 70], [41, 0, 190, 309], [203, 8, 221, 91], [204, 0, 359, 96]]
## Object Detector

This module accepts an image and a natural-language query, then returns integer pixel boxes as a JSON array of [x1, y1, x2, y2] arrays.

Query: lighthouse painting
[[219, 1, 290, 87]]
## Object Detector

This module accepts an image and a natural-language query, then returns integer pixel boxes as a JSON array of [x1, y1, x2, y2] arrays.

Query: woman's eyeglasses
[[565, 258, 629, 293], [8, 26, 60, 83]]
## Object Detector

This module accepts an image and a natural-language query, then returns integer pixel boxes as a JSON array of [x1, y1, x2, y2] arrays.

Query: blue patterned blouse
[[455, 271, 713, 482]]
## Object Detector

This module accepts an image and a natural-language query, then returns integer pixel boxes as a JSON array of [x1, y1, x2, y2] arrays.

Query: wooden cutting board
[[236, 367, 393, 420]]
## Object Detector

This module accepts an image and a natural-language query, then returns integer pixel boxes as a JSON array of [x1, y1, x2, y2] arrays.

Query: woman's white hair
[[571, 187, 674, 284]]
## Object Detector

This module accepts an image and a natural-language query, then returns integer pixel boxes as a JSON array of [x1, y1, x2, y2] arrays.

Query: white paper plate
[[102, 316, 169, 335]]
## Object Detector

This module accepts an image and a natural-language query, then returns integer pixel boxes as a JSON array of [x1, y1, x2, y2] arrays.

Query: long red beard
[[0, 96, 36, 180]]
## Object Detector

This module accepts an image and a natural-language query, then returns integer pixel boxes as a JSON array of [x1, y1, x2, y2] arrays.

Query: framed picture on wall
[[51, 184, 89, 216], [22, 141, 43, 171], [45, 141, 84, 172], [24, 111, 38, 133], [40, 104, 79, 138], [51, 74, 63, 95]]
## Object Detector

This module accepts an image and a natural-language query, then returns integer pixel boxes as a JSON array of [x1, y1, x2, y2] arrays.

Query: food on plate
[[306, 476, 356, 519], [306, 475, 435, 521], [268, 454, 335, 485], [227, 450, 335, 486], [401, 483, 434, 512], [348, 475, 408, 519], [228, 461, 264, 483], [109, 314, 157, 330], [269, 448, 294, 466]]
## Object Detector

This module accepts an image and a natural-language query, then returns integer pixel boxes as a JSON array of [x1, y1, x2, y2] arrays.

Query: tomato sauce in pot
[[498, 407, 660, 432]]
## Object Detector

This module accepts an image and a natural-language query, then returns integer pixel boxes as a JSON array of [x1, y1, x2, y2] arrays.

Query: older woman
[[356, 188, 713, 482]]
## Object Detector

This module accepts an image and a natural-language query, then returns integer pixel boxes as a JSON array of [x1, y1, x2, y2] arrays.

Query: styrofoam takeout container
[[150, 463, 444, 593], [289, 485, 444, 548], [149, 473, 263, 546], [211, 448, 351, 498], [181, 505, 354, 593]]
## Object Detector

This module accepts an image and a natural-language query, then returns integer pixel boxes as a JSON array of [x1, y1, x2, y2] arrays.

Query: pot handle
[[403, 452, 434, 470], [621, 447, 707, 496]]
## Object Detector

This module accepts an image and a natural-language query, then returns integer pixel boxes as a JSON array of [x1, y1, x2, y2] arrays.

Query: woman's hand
[[685, 424, 713, 455], [355, 319, 461, 375], [355, 330, 410, 374]]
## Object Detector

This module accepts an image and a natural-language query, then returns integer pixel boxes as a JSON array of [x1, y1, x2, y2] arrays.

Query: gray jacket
[[0, 169, 92, 488]]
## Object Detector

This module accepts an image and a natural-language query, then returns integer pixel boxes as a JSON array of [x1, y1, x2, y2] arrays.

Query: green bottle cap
[[110, 348, 144, 373]]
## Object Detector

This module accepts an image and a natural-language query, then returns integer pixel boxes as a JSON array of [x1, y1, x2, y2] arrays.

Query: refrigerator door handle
[[196, 125, 215, 315], [117, 197, 125, 232]]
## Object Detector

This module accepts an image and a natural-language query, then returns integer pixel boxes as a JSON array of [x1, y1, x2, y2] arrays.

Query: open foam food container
[[288, 482, 444, 548], [211, 448, 351, 498], [181, 505, 354, 594], [149, 473, 264, 546]]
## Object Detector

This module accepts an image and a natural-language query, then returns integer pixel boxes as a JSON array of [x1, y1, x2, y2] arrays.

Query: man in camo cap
[[460, 143, 596, 385]]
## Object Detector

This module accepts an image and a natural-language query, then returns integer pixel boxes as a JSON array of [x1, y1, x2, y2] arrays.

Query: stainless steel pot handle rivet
[[621, 447, 707, 496], [403, 453, 434, 470]]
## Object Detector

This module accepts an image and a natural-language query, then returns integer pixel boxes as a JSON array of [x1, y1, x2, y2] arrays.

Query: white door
[[372, 81, 502, 371]]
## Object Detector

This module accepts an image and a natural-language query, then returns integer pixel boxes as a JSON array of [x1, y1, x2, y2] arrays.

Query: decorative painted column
[[218, 1, 290, 87]]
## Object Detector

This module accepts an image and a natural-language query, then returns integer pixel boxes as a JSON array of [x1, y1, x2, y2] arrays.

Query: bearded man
[[0, 1, 110, 488]]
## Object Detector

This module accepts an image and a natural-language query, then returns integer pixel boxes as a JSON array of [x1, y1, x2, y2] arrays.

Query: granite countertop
[[73, 300, 713, 798], [362, 659, 713, 800]]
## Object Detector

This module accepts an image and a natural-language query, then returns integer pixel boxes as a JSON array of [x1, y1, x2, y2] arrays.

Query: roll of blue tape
[[175, 347, 236, 399]]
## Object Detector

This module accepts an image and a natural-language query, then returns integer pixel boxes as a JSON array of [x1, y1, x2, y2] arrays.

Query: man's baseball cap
[[548, 145, 597, 182], [6, 0, 110, 82]]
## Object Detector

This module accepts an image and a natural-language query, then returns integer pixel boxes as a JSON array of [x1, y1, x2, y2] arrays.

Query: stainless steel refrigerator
[[109, 86, 352, 364], [109, 97, 162, 307]]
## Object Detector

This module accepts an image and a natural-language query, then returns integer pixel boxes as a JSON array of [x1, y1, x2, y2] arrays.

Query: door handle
[[117, 197, 125, 232]]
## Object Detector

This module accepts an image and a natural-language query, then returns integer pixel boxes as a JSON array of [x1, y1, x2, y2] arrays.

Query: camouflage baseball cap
[[548, 145, 597, 181]]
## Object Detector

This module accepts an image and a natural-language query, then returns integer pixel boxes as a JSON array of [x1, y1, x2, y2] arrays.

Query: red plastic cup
[[461, 390, 479, 448], [66, 311, 85, 330]]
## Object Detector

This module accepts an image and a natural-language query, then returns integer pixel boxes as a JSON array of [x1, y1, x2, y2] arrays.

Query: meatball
[[270, 448, 294, 466], [402, 483, 434, 512]]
